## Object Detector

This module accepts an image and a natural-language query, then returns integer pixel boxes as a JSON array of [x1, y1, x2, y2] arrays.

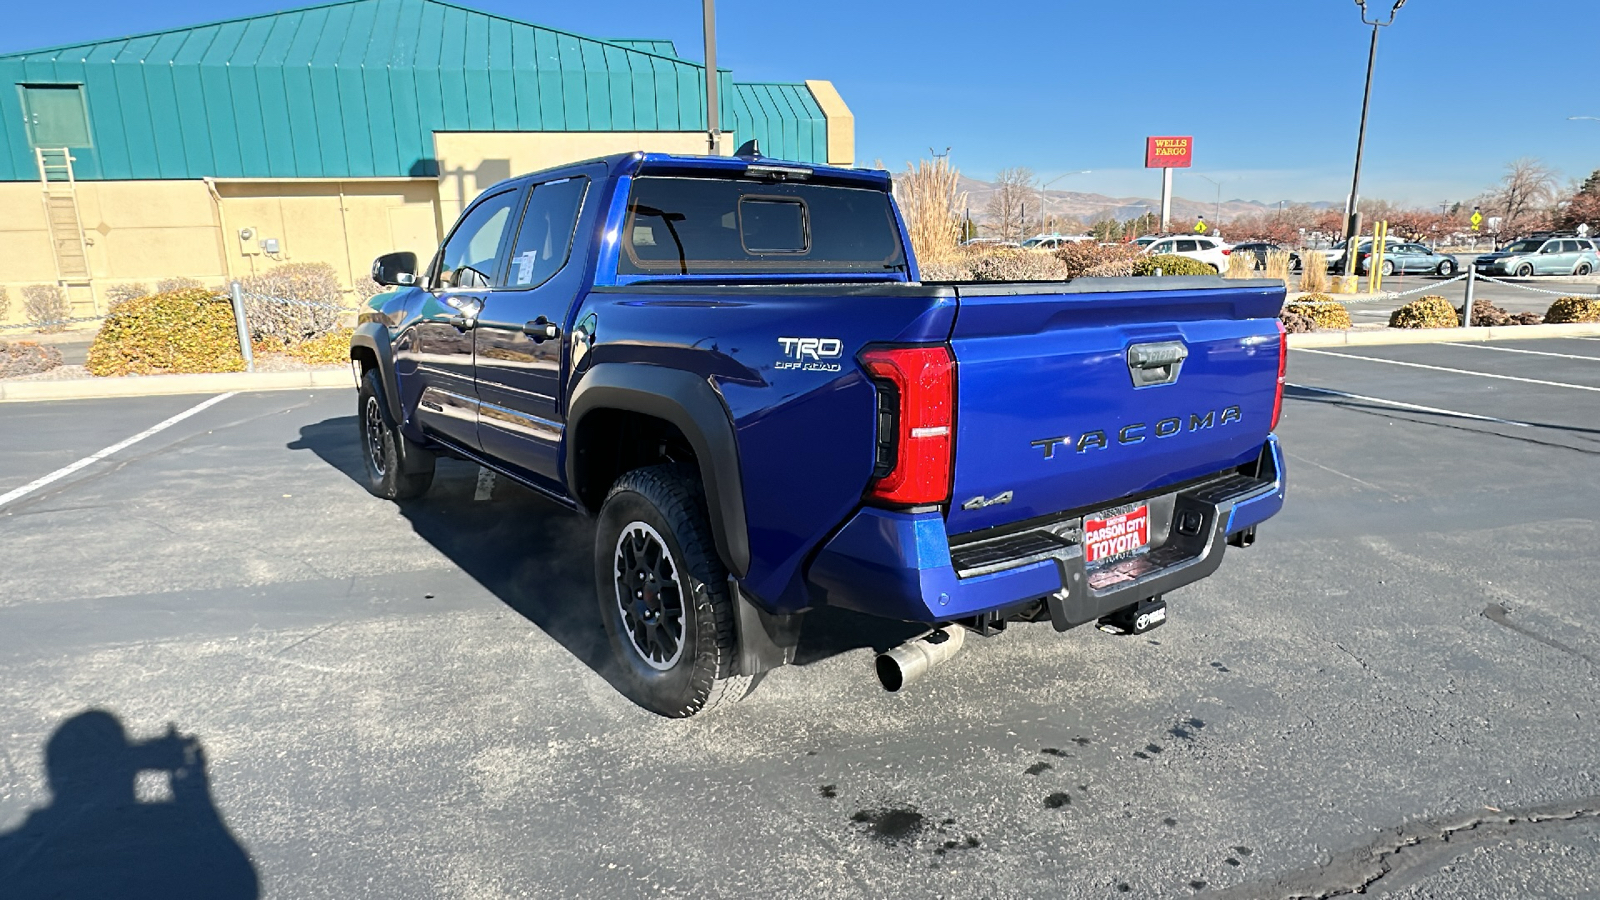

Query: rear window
[[620, 176, 907, 276]]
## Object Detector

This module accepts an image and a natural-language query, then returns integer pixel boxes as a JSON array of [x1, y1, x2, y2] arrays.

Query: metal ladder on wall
[[35, 148, 95, 311]]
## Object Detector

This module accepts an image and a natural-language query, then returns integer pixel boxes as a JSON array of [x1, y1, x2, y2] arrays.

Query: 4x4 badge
[[961, 491, 1013, 511]]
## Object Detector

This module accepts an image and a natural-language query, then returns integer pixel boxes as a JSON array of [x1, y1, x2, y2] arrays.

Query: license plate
[[1084, 504, 1151, 565]]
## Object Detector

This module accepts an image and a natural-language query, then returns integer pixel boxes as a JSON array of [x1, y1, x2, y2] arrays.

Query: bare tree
[[1490, 158, 1558, 236], [984, 167, 1035, 243]]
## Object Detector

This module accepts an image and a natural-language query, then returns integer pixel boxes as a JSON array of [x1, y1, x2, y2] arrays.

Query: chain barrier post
[[1461, 267, 1476, 327], [229, 281, 254, 373]]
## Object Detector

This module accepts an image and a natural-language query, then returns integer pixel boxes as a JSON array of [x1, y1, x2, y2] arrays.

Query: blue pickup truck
[[352, 149, 1287, 717]]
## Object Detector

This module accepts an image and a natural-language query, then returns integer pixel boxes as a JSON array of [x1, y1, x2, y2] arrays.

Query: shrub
[[1278, 311, 1315, 334], [85, 288, 245, 376], [963, 247, 1069, 282], [22, 284, 69, 333], [1510, 311, 1544, 325], [1264, 250, 1294, 282], [1132, 254, 1216, 277], [1469, 299, 1523, 326], [282, 328, 355, 366], [1224, 250, 1256, 279], [104, 283, 151, 310], [0, 340, 63, 377], [1299, 252, 1329, 293], [1082, 258, 1137, 277], [0, 285, 9, 323], [1544, 296, 1600, 324], [1388, 295, 1459, 329], [156, 276, 203, 294], [239, 262, 347, 345], [1285, 294, 1351, 330], [1056, 241, 1139, 278]]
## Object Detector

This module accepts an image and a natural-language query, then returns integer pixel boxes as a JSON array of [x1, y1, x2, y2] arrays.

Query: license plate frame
[[1083, 503, 1152, 567]]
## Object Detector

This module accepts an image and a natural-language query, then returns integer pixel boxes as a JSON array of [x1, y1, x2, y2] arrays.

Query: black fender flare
[[350, 322, 403, 425], [567, 364, 750, 578]]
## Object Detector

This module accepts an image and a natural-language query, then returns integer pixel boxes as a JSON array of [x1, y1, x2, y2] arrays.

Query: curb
[[1289, 321, 1600, 348], [0, 368, 352, 403]]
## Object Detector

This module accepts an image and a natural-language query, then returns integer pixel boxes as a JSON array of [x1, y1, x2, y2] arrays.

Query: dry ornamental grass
[[1299, 252, 1330, 294]]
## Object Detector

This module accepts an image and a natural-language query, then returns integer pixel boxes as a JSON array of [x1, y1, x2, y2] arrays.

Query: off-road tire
[[595, 464, 756, 717], [358, 368, 434, 501]]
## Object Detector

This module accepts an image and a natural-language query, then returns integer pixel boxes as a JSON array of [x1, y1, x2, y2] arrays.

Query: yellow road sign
[[1470, 210, 1483, 230], [1194, 220, 1208, 234]]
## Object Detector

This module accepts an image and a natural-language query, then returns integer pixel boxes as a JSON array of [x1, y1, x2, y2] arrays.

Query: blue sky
[[7, 0, 1597, 207]]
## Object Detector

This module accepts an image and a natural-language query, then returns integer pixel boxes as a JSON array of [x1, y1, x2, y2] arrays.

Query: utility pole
[[703, 0, 720, 154], [1343, 0, 1408, 276]]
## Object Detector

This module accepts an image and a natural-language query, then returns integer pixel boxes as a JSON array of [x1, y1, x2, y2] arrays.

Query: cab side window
[[504, 177, 590, 288], [436, 190, 519, 289]]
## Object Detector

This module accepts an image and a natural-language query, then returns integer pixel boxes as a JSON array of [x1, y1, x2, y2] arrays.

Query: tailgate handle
[[1127, 341, 1188, 387]]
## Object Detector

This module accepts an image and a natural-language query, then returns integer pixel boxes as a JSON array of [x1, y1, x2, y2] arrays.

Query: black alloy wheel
[[356, 368, 434, 501]]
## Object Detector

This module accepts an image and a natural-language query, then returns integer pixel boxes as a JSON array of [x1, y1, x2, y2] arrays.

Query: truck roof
[[481, 151, 892, 196]]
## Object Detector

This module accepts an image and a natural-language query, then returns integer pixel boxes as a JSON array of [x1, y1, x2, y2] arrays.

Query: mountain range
[[952, 174, 1338, 230]]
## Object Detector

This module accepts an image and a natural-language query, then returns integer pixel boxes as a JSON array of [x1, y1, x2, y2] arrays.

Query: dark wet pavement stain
[[850, 807, 925, 843], [1041, 747, 1068, 757], [819, 784, 837, 798], [1025, 762, 1053, 776], [1044, 792, 1072, 809]]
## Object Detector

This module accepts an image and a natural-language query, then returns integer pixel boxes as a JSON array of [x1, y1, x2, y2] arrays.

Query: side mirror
[[372, 251, 419, 286]]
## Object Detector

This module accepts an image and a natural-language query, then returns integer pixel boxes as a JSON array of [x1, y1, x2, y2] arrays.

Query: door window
[[1560, 240, 1582, 254], [505, 177, 590, 288], [1176, 240, 1199, 252], [437, 190, 518, 289]]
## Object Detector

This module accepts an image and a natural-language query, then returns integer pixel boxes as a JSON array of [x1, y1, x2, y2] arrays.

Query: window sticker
[[515, 250, 538, 285], [633, 225, 656, 246]]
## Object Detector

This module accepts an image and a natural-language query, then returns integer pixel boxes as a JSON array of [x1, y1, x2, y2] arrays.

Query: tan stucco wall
[[433, 131, 734, 223], [804, 80, 855, 167], [0, 178, 441, 325]]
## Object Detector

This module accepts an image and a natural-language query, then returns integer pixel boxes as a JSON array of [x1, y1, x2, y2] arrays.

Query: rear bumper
[[806, 437, 1285, 626]]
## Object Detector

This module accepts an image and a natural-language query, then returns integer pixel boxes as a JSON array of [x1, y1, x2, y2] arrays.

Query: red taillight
[[861, 346, 954, 505], [1271, 320, 1288, 430], [1222, 248, 1231, 255]]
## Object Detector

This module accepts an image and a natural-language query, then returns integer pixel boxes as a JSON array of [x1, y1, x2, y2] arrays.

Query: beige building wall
[[434, 131, 733, 224], [0, 178, 442, 326]]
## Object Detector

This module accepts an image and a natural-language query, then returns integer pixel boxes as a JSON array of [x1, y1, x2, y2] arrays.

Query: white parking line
[[1295, 348, 1600, 393], [0, 393, 235, 511], [1286, 384, 1530, 427], [1443, 343, 1600, 362]]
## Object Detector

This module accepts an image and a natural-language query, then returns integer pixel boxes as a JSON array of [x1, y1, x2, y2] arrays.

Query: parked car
[[1232, 241, 1302, 273], [1021, 233, 1094, 251], [354, 150, 1288, 716], [1474, 234, 1600, 278], [961, 237, 1019, 249], [1355, 242, 1460, 277], [1135, 235, 1233, 272]]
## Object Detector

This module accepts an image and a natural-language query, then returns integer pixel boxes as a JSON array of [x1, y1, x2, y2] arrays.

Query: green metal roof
[[0, 0, 830, 181], [607, 39, 681, 58]]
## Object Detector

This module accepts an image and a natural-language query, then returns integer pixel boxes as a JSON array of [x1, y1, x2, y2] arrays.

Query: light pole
[[702, 0, 720, 154], [1194, 174, 1225, 232], [1037, 170, 1091, 236], [1342, 0, 1408, 276]]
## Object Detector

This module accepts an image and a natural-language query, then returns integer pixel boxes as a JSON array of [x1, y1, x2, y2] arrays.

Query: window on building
[[20, 85, 92, 148]]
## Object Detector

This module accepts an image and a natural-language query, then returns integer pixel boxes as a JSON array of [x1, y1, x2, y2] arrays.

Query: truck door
[[472, 174, 591, 486], [409, 186, 522, 451]]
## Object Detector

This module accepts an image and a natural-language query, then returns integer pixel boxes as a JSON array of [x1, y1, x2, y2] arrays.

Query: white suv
[[1135, 235, 1232, 272]]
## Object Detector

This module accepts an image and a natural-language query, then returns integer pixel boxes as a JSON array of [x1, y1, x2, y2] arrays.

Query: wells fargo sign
[[1145, 136, 1194, 169]]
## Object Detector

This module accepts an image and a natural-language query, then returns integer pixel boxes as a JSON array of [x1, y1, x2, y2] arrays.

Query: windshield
[[620, 176, 907, 276], [1503, 240, 1544, 254], [1020, 238, 1046, 248], [1133, 237, 1157, 247]]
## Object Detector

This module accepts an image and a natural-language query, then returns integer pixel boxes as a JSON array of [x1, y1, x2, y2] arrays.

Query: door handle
[[1126, 341, 1188, 387], [523, 316, 561, 342]]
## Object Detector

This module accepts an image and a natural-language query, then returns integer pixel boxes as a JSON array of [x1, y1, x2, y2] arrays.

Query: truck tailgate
[[945, 278, 1284, 535]]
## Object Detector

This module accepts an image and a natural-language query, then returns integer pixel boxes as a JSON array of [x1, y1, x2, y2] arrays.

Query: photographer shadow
[[0, 710, 258, 899], [289, 417, 918, 685]]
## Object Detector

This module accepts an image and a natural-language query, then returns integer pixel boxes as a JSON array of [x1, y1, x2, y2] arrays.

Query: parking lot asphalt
[[2, 339, 1599, 899]]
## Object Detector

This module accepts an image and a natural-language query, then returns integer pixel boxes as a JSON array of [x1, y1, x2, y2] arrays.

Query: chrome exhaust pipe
[[875, 626, 966, 692]]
